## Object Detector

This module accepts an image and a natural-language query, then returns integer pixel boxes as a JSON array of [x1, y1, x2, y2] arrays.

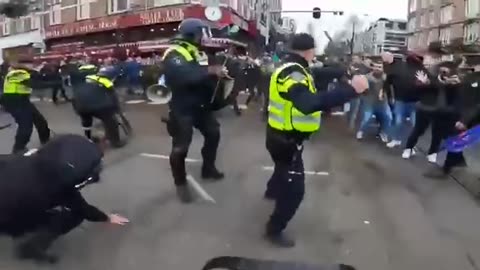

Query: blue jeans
[[348, 98, 361, 129], [391, 101, 416, 141], [358, 101, 393, 135]]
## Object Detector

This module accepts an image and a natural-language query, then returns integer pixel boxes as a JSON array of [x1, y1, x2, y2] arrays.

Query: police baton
[[209, 57, 230, 104]]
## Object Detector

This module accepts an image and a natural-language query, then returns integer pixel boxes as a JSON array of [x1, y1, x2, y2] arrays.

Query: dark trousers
[[265, 129, 305, 235], [2, 102, 50, 153], [51, 85, 69, 104], [16, 208, 84, 256], [168, 111, 220, 186], [406, 110, 457, 154], [79, 109, 121, 147]]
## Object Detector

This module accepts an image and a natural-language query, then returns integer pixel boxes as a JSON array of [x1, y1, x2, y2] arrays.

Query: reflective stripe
[[292, 115, 320, 124], [269, 100, 284, 111], [86, 75, 114, 89], [162, 45, 195, 62], [268, 113, 284, 124], [79, 64, 96, 71]]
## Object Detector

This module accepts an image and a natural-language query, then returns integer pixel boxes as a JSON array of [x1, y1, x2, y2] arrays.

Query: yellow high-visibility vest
[[85, 75, 114, 89], [162, 41, 201, 63], [268, 63, 321, 133], [3, 69, 32, 95], [79, 64, 97, 71]]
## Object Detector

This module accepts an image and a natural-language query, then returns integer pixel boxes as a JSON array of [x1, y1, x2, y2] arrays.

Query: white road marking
[[24, 148, 38, 156], [330, 111, 345, 116], [139, 153, 200, 163], [30, 97, 41, 102], [147, 101, 167, 105], [187, 175, 216, 204], [261, 166, 329, 176], [125, 100, 145, 104]]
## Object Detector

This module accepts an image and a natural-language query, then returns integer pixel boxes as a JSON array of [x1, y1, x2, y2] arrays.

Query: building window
[[466, 0, 480, 18], [427, 30, 437, 43], [49, 1, 62, 26], [420, 13, 427, 27], [408, 17, 417, 31], [440, 5, 453, 24], [464, 22, 480, 43], [440, 27, 451, 44], [77, 0, 90, 20], [429, 11, 435, 25], [408, 34, 417, 49], [31, 14, 40, 30], [3, 18, 10, 35], [398, 22, 407, 30], [409, 0, 417, 12], [108, 0, 129, 14]]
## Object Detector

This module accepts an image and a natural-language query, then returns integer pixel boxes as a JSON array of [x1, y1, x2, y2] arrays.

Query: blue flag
[[442, 125, 480, 152]]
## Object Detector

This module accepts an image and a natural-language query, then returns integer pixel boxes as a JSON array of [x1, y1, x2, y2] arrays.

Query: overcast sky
[[281, 0, 409, 53]]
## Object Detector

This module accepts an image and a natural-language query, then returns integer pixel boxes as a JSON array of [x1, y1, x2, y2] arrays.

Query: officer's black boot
[[264, 227, 295, 248], [201, 166, 224, 181], [176, 185, 194, 203], [15, 232, 58, 264]]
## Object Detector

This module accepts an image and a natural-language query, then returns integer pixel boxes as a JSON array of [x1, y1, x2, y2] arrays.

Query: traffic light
[[313, 7, 321, 19]]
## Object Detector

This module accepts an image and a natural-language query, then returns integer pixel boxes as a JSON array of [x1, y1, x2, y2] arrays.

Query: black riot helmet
[[178, 18, 212, 46]]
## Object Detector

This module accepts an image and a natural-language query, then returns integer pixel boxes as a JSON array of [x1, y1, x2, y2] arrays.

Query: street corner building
[[0, 0, 287, 63]]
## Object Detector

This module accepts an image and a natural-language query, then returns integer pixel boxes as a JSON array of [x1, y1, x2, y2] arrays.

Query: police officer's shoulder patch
[[171, 56, 183, 65], [288, 71, 307, 82]]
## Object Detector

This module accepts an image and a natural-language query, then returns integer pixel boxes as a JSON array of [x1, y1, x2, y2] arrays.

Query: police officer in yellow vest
[[162, 18, 229, 203], [0, 60, 51, 154], [72, 67, 125, 148], [71, 59, 98, 88], [264, 33, 368, 247]]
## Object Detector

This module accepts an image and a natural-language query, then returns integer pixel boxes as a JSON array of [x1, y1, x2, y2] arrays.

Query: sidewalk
[[417, 132, 480, 197]]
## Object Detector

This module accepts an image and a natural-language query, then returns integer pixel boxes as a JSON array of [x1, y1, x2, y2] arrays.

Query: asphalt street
[[1, 100, 480, 270]]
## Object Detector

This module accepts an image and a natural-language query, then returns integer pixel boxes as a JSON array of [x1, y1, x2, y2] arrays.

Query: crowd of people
[[344, 52, 480, 179], [1, 15, 480, 265]]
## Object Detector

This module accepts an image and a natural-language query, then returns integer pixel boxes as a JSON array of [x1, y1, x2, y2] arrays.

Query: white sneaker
[[402, 148, 415, 159], [379, 133, 389, 143], [387, 140, 401, 148], [356, 131, 363, 140], [427, 153, 437, 163]]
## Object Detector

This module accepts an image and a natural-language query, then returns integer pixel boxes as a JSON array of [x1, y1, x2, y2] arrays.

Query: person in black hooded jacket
[[425, 64, 480, 178], [0, 135, 129, 263], [402, 61, 462, 163]]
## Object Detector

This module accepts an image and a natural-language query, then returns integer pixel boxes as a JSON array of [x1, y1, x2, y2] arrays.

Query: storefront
[[39, 4, 255, 59]]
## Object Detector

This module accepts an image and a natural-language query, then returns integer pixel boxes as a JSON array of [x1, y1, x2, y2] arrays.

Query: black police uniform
[[0, 135, 107, 263], [162, 24, 224, 202], [265, 50, 358, 247], [0, 67, 51, 154], [72, 74, 123, 147]]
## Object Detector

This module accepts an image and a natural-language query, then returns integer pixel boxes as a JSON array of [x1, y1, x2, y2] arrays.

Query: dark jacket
[[269, 52, 357, 140], [385, 58, 430, 102], [72, 78, 119, 114], [310, 64, 347, 93], [458, 72, 480, 125], [0, 135, 107, 237], [416, 75, 461, 114], [162, 39, 214, 115]]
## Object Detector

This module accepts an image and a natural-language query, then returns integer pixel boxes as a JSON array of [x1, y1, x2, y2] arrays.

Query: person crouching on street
[[0, 134, 129, 264]]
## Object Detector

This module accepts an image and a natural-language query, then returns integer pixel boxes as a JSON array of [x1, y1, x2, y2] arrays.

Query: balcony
[[440, 0, 452, 7]]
